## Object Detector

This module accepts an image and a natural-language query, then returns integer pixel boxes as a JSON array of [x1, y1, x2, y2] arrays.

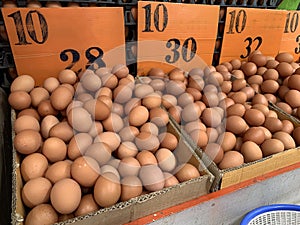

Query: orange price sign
[[280, 11, 300, 62], [219, 7, 286, 63], [2, 7, 125, 85], [137, 2, 219, 75]]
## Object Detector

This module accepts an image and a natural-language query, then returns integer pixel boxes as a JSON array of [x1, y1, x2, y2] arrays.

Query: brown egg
[[252, 94, 268, 106], [158, 132, 178, 151], [14, 130, 42, 154], [119, 126, 139, 142], [186, 88, 202, 101], [42, 137, 67, 162], [85, 142, 111, 166], [273, 131, 296, 150], [266, 59, 279, 69], [181, 103, 201, 123], [118, 157, 141, 177], [203, 143, 224, 164], [241, 62, 257, 76], [230, 59, 242, 70], [175, 163, 200, 182], [165, 80, 186, 96], [232, 70, 245, 79], [155, 148, 177, 172], [17, 108, 40, 121], [140, 122, 159, 136], [95, 67, 111, 77], [71, 156, 100, 187], [139, 164, 164, 191], [21, 153, 48, 182], [285, 90, 300, 108], [201, 108, 222, 128], [262, 69, 279, 80], [25, 204, 58, 225], [94, 172, 121, 207], [202, 92, 219, 107], [226, 103, 246, 117], [113, 84, 133, 104], [278, 86, 290, 100], [168, 106, 182, 123], [49, 121, 73, 142], [240, 141, 263, 163], [136, 150, 158, 166], [117, 142, 138, 159], [244, 108, 265, 126], [226, 116, 248, 135], [112, 64, 129, 79], [29, 87, 50, 108], [14, 115, 40, 134], [40, 115, 59, 139], [149, 108, 169, 127], [75, 194, 99, 217], [128, 105, 149, 127], [243, 127, 265, 145], [95, 87, 112, 99], [102, 113, 124, 133], [218, 151, 244, 169], [162, 94, 177, 109], [260, 80, 279, 94], [67, 107, 92, 133], [9, 91, 31, 110], [276, 102, 292, 114], [234, 137, 243, 151], [275, 52, 294, 63], [263, 117, 283, 133], [287, 74, 300, 91], [37, 100, 58, 117], [101, 165, 120, 179], [121, 176, 143, 201], [217, 132, 236, 152], [135, 132, 160, 152], [206, 127, 219, 143], [281, 120, 294, 134], [189, 129, 208, 148], [267, 110, 278, 118], [10, 75, 35, 93], [247, 75, 263, 85], [149, 79, 165, 91], [261, 139, 284, 156], [50, 178, 81, 214], [249, 54, 267, 67], [232, 79, 247, 92], [229, 91, 247, 104], [50, 86, 73, 111], [81, 74, 102, 92], [88, 121, 104, 138], [276, 62, 294, 77], [45, 160, 71, 184], [169, 68, 185, 81], [134, 84, 154, 98], [101, 73, 118, 89], [67, 133, 93, 160], [94, 132, 121, 151], [124, 98, 141, 115], [292, 127, 300, 145], [58, 69, 77, 85], [22, 177, 52, 208], [142, 92, 162, 109], [148, 68, 165, 78], [163, 172, 179, 188]]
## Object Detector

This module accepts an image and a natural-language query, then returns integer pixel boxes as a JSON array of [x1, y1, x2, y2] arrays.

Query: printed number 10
[[8, 10, 48, 45], [142, 4, 168, 32]]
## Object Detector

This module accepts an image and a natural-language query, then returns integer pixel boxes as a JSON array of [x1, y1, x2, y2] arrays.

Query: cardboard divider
[[11, 109, 214, 224]]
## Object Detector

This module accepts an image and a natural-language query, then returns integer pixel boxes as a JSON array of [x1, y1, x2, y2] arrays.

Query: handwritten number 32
[[240, 36, 263, 59]]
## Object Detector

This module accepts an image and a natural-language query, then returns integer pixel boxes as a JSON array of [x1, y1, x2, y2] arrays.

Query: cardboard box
[[169, 104, 300, 191], [11, 110, 214, 225]]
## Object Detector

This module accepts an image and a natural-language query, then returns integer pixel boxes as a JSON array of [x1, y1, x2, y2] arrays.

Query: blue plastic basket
[[240, 204, 300, 225]]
